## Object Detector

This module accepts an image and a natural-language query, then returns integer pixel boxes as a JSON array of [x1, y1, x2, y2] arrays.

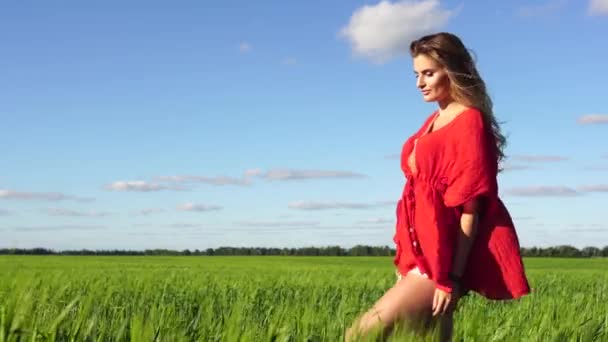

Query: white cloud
[[0, 189, 93, 202], [583, 165, 608, 171], [156, 175, 251, 186], [155, 169, 365, 185], [375, 200, 397, 207], [177, 203, 222, 212], [513, 216, 535, 221], [0, 209, 14, 216], [500, 155, 569, 172], [578, 184, 608, 193], [239, 42, 252, 53], [355, 218, 393, 224], [563, 228, 608, 233], [510, 155, 568, 162], [589, 0, 608, 15], [45, 208, 111, 217], [136, 208, 166, 216], [288, 200, 391, 210], [500, 163, 531, 172], [165, 223, 206, 228], [13, 225, 106, 232], [105, 180, 175, 192], [227, 224, 391, 233], [505, 186, 580, 197], [244, 168, 264, 178], [577, 114, 608, 124], [338, 0, 455, 64], [234, 220, 321, 227], [517, 0, 566, 17], [264, 169, 366, 181]]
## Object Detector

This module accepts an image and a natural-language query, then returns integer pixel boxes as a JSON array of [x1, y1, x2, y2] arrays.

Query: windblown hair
[[409, 32, 507, 165]]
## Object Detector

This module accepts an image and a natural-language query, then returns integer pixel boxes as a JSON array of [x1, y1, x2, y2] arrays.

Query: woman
[[345, 32, 531, 341]]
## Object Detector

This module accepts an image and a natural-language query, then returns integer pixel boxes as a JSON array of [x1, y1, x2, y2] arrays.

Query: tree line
[[0, 245, 607, 257]]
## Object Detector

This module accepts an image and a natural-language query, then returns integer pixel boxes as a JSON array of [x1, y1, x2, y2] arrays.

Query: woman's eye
[[425, 72, 434, 77]]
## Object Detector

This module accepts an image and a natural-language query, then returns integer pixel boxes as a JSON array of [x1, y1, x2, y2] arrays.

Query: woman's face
[[413, 54, 451, 103]]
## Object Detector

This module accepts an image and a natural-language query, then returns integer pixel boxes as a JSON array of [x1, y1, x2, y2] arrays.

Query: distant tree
[[3, 244, 608, 257], [555, 245, 581, 257], [581, 246, 601, 257]]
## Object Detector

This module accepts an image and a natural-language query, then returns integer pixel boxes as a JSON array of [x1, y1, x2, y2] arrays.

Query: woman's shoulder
[[445, 107, 486, 139], [455, 107, 483, 126]]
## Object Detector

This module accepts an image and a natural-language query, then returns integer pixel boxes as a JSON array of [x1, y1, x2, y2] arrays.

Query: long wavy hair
[[409, 32, 507, 166]]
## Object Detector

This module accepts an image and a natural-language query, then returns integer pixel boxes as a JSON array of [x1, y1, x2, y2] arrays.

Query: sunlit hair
[[409, 32, 507, 166]]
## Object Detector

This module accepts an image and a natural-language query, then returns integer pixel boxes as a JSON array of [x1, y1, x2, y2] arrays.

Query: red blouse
[[392, 108, 531, 300]]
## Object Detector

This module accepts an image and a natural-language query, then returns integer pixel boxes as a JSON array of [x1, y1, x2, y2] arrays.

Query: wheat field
[[1, 255, 607, 341]]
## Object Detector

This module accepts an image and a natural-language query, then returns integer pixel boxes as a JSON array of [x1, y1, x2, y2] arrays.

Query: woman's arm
[[450, 198, 481, 279], [433, 199, 481, 316]]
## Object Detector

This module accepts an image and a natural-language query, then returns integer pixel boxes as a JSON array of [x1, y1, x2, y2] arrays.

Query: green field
[[1, 256, 607, 341]]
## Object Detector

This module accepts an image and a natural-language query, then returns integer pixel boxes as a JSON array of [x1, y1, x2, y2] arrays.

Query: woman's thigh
[[383, 272, 436, 322], [359, 272, 437, 331]]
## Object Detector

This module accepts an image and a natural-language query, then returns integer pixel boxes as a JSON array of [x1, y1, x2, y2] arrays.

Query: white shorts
[[395, 266, 428, 282]]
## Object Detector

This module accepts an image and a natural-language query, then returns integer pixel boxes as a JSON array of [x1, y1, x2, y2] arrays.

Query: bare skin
[[413, 53, 474, 320], [345, 271, 455, 341], [413, 53, 470, 123], [345, 53, 478, 341]]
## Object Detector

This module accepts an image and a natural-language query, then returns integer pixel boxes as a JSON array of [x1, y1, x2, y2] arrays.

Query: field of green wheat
[[1, 255, 607, 341]]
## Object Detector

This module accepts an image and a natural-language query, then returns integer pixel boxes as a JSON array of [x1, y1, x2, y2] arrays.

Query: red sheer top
[[392, 108, 531, 300]]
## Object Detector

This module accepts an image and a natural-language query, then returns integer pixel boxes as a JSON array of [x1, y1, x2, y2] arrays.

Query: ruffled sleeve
[[442, 109, 496, 208]]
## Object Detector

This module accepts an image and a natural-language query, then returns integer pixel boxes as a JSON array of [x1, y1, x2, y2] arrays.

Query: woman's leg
[[345, 272, 437, 341], [439, 311, 454, 342]]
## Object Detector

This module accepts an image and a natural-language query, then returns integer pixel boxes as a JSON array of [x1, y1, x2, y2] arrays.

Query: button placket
[[407, 180, 423, 255], [410, 230, 421, 255]]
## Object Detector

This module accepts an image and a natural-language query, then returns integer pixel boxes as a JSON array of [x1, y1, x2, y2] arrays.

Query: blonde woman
[[346, 32, 531, 341]]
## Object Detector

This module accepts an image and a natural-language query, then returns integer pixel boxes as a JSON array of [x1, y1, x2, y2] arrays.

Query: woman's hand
[[432, 286, 460, 316]]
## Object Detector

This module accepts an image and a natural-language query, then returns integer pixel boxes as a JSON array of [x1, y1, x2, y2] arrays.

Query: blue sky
[[1, 0, 607, 250]]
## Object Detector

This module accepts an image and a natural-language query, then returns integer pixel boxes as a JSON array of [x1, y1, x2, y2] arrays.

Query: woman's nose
[[416, 77, 425, 89]]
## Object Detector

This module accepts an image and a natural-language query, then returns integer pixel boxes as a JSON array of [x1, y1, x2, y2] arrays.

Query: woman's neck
[[437, 97, 466, 117]]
